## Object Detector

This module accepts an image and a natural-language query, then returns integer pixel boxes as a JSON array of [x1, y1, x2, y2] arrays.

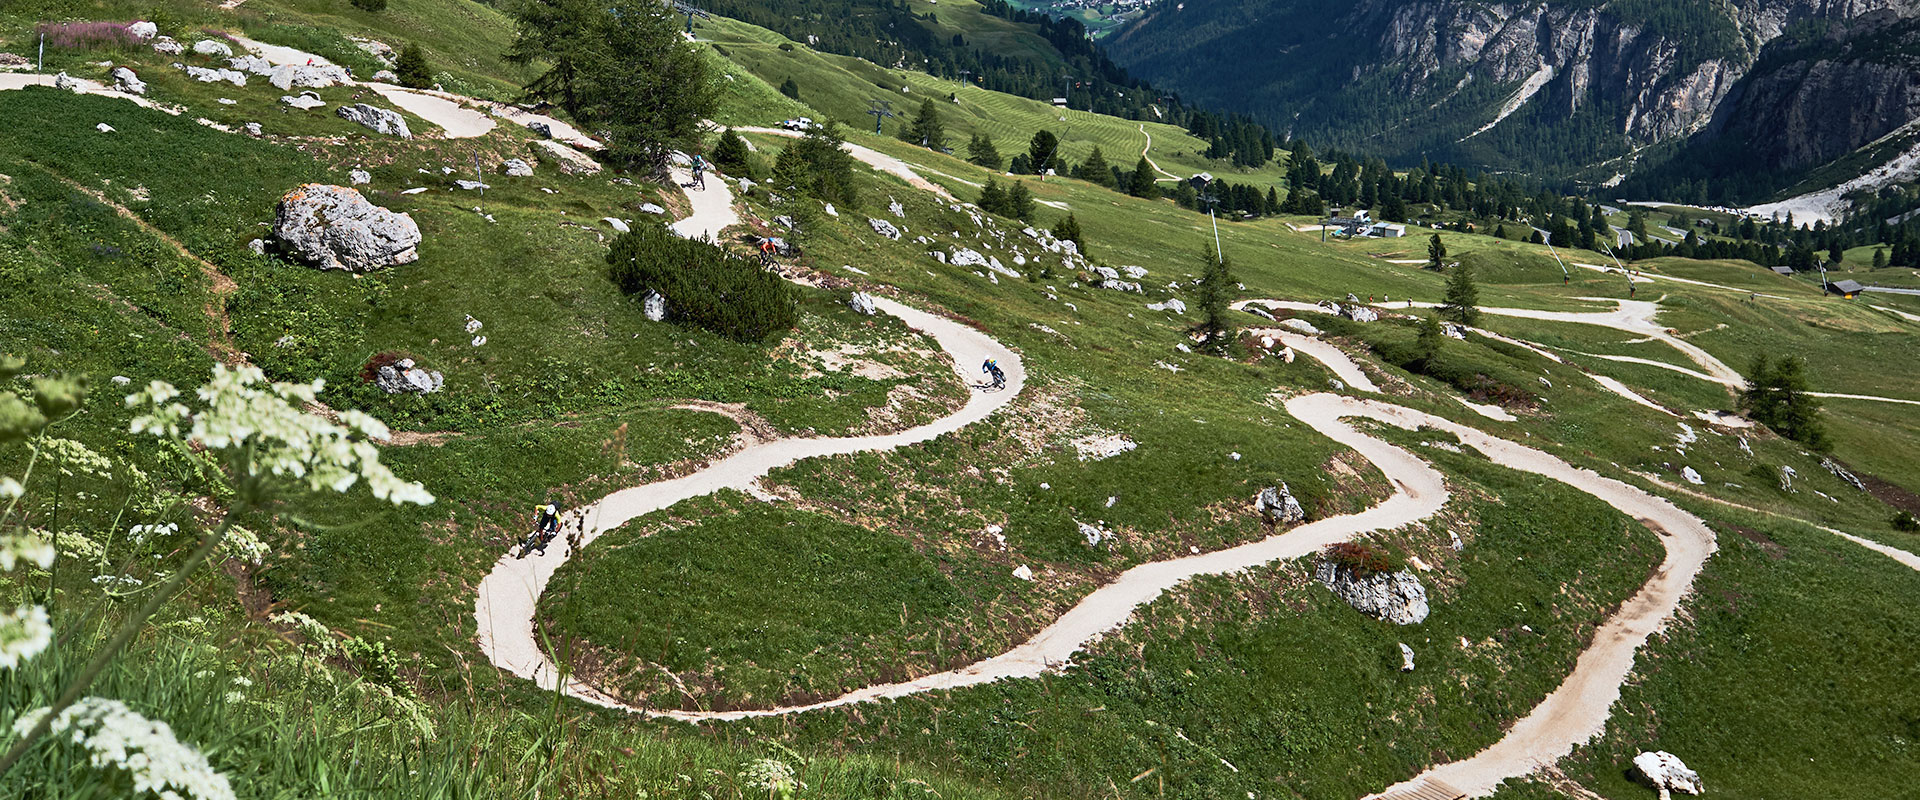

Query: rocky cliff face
[[1108, 0, 1920, 179]]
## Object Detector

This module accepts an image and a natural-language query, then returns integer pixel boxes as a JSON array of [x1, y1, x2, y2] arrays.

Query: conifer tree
[[1427, 232, 1446, 270], [967, 133, 1003, 170], [1128, 156, 1157, 197], [1007, 181, 1035, 222], [1440, 262, 1480, 326], [1051, 213, 1084, 252], [1027, 130, 1059, 176], [1191, 248, 1237, 354], [778, 76, 800, 100], [711, 128, 752, 177], [1078, 146, 1112, 186], [977, 177, 1009, 216], [905, 98, 946, 150], [1741, 354, 1829, 451], [394, 42, 431, 89]]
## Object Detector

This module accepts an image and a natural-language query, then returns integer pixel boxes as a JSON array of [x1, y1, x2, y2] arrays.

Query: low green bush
[[605, 223, 797, 342]]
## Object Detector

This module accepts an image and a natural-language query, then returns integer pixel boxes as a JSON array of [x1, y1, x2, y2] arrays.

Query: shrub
[[1894, 511, 1920, 533], [606, 224, 797, 342], [1322, 542, 1400, 575], [33, 21, 139, 51], [350, 0, 389, 11], [394, 43, 431, 89]]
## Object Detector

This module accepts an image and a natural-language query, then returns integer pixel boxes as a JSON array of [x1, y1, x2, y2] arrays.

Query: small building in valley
[[1827, 279, 1864, 298], [1370, 222, 1407, 238]]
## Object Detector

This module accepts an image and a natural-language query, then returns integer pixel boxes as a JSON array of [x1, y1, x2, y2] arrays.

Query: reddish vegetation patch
[[358, 351, 411, 383], [34, 21, 138, 50], [1322, 541, 1399, 575]]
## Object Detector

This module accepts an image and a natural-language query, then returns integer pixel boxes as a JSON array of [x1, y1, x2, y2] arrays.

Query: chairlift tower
[[667, 0, 710, 36], [866, 98, 896, 135]]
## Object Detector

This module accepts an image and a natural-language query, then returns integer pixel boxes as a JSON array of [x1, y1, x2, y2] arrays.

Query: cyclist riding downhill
[[981, 358, 1005, 391], [517, 500, 562, 559], [689, 153, 707, 190], [758, 237, 779, 267]]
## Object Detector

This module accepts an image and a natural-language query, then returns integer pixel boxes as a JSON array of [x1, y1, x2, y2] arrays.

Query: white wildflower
[[35, 438, 113, 480], [0, 604, 52, 668], [219, 526, 268, 565], [740, 758, 804, 797], [0, 532, 55, 571], [127, 522, 178, 545], [55, 529, 104, 562], [92, 574, 143, 591], [0, 477, 21, 499], [10, 697, 236, 800], [270, 611, 338, 656], [125, 366, 432, 506]]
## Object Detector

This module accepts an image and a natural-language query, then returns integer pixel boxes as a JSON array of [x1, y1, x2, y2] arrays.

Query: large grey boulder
[[642, 291, 666, 322], [192, 39, 232, 58], [501, 158, 534, 177], [1632, 751, 1703, 799], [1147, 298, 1187, 314], [1256, 483, 1306, 526], [1343, 304, 1379, 323], [374, 358, 443, 395], [348, 169, 372, 185], [111, 67, 147, 95], [127, 21, 159, 41], [371, 69, 399, 83], [272, 184, 421, 272], [950, 249, 988, 268], [183, 65, 246, 86], [281, 91, 325, 110], [337, 104, 410, 138], [1821, 457, 1867, 492], [270, 63, 349, 90], [868, 217, 903, 240], [1314, 560, 1429, 625], [53, 72, 82, 93], [1280, 318, 1321, 335], [528, 139, 600, 175], [151, 37, 182, 56], [848, 291, 878, 316]]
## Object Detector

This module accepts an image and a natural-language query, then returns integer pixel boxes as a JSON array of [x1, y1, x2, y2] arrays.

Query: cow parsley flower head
[[220, 526, 268, 565], [0, 476, 22, 500], [0, 532, 54, 572], [126, 365, 432, 506], [11, 697, 236, 800], [0, 604, 52, 668]]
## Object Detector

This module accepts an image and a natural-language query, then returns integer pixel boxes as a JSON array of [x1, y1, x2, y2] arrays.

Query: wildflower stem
[[0, 513, 238, 777]]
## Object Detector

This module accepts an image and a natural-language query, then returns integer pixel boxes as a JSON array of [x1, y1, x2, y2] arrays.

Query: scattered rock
[[272, 184, 421, 272], [247, 238, 266, 255], [95, 123, 115, 133], [501, 158, 534, 177], [526, 120, 552, 138], [1399, 643, 1416, 672], [353, 38, 396, 65], [281, 91, 325, 110], [111, 67, 146, 95], [528, 139, 600, 175], [848, 291, 878, 316], [1314, 561, 1430, 625], [1682, 466, 1704, 485], [1441, 322, 1468, 339], [337, 104, 411, 138], [127, 21, 158, 40], [822, 202, 837, 217], [1147, 298, 1187, 314], [1342, 305, 1379, 322], [642, 290, 666, 321], [1255, 484, 1306, 526], [1780, 465, 1797, 492], [889, 198, 906, 217], [1821, 457, 1867, 492], [1012, 564, 1034, 581], [244, 122, 262, 137], [637, 202, 666, 215], [601, 217, 629, 233], [192, 39, 233, 58], [868, 217, 903, 240], [736, 177, 757, 193], [53, 72, 83, 92], [372, 69, 398, 83], [1071, 433, 1137, 462], [0, 53, 29, 69], [1280, 318, 1321, 335], [455, 180, 490, 191], [151, 37, 182, 56], [1738, 437, 1752, 457], [950, 249, 988, 268], [374, 358, 444, 395], [182, 65, 246, 86], [1632, 751, 1703, 799], [349, 169, 371, 185], [1078, 522, 1106, 547]]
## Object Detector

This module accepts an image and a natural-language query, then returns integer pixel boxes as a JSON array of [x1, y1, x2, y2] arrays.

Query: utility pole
[[866, 98, 895, 136], [1192, 174, 1222, 261]]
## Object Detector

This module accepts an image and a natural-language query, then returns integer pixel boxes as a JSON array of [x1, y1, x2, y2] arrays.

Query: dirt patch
[[1851, 465, 1920, 515], [670, 399, 780, 447], [1717, 521, 1785, 559]]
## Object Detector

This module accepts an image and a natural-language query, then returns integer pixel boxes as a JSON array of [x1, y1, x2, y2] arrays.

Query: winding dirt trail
[[1140, 123, 1183, 182], [732, 125, 956, 201]]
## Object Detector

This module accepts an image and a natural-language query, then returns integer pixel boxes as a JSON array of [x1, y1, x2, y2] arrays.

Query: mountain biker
[[981, 358, 1005, 389], [759, 237, 778, 265], [690, 154, 707, 189], [523, 501, 559, 556]]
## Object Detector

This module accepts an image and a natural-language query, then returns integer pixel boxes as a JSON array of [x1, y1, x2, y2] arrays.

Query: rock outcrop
[[1314, 561, 1430, 625], [868, 218, 903, 240], [337, 104, 411, 138], [848, 291, 879, 316], [191, 39, 232, 58], [374, 358, 443, 395], [281, 91, 325, 110], [111, 67, 146, 96], [501, 158, 534, 177], [1255, 483, 1306, 526], [1632, 751, 1703, 799], [272, 184, 421, 272], [528, 140, 600, 175]]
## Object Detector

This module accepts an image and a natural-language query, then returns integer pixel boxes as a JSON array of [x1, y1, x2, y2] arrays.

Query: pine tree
[[1027, 130, 1059, 176], [1414, 313, 1445, 367], [1740, 354, 1829, 451], [1440, 262, 1479, 326], [778, 77, 800, 100], [394, 42, 431, 89], [1191, 247, 1237, 354], [1427, 232, 1446, 270], [1078, 146, 1112, 187], [1874, 247, 1888, 269], [905, 98, 946, 150], [1007, 181, 1035, 222], [977, 178, 1008, 216], [1494, 223, 1508, 240], [1829, 243, 1845, 264], [711, 128, 753, 177], [1128, 156, 1157, 197], [967, 133, 1002, 171], [1051, 213, 1085, 253]]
